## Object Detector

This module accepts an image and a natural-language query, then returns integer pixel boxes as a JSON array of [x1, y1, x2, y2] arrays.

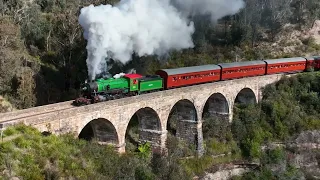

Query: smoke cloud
[[171, 0, 245, 22], [79, 0, 244, 80]]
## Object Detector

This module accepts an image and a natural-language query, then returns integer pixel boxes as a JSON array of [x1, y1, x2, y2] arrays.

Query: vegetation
[[0, 124, 191, 179], [231, 147, 306, 180], [227, 72, 320, 179], [231, 72, 320, 160]]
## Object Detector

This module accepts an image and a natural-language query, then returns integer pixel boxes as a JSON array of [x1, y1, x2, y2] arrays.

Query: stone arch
[[167, 99, 198, 147], [125, 107, 163, 151], [78, 118, 118, 145], [169, 99, 198, 124], [135, 107, 161, 131], [235, 88, 257, 105], [202, 93, 229, 118], [202, 93, 230, 140]]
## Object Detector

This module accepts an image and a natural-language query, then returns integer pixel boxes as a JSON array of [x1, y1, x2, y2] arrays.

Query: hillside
[[256, 20, 320, 58]]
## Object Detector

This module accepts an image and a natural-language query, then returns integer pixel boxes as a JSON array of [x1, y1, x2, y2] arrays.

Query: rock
[[307, 20, 320, 44], [201, 168, 250, 180], [10, 177, 20, 180], [295, 130, 320, 144], [0, 96, 14, 113]]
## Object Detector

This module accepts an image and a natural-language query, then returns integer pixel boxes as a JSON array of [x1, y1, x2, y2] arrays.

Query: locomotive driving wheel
[[73, 97, 91, 106], [92, 95, 100, 104]]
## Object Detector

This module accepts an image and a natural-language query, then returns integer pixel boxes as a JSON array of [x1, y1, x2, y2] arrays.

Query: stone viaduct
[[0, 74, 288, 154]]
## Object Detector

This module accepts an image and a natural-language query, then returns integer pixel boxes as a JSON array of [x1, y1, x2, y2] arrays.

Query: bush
[[231, 72, 320, 159], [0, 124, 197, 179]]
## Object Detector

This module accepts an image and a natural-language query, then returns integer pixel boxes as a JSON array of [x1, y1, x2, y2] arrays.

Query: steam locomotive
[[73, 56, 320, 106]]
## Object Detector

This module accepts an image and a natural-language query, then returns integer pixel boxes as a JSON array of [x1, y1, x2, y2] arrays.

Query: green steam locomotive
[[74, 73, 163, 105]]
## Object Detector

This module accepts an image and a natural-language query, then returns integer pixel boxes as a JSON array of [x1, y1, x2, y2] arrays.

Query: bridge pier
[[176, 120, 204, 155], [139, 129, 167, 153], [197, 122, 204, 156], [116, 143, 126, 154]]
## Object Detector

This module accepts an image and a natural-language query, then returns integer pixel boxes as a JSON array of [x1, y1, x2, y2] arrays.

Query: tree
[[0, 17, 38, 109], [290, 0, 307, 29]]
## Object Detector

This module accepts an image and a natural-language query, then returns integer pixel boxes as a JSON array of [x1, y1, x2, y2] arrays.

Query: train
[[73, 56, 320, 106]]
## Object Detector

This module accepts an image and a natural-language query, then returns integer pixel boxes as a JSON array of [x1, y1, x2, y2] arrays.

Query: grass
[[0, 123, 244, 179], [181, 152, 242, 176], [0, 124, 187, 179], [0, 124, 101, 179], [179, 138, 242, 176], [205, 138, 240, 155]]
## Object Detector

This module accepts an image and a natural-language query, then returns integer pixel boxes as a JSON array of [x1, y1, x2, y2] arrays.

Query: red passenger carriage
[[264, 57, 307, 74], [311, 56, 320, 70], [306, 57, 315, 71], [218, 61, 266, 80], [156, 65, 221, 89]]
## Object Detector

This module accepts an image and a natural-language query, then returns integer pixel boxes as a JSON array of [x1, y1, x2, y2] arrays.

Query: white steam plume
[[113, 72, 126, 79], [171, 0, 245, 22], [79, 0, 244, 80], [79, 0, 194, 80]]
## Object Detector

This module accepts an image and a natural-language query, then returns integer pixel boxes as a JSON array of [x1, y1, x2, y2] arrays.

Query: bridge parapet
[[0, 100, 74, 123]]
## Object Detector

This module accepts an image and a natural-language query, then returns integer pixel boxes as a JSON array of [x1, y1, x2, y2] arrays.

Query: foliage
[[0, 124, 193, 179], [231, 72, 320, 159], [261, 147, 285, 165], [232, 166, 304, 180], [204, 138, 240, 156], [137, 142, 152, 160], [166, 133, 196, 158], [261, 73, 320, 133], [231, 104, 270, 159], [202, 115, 232, 142], [231, 148, 304, 180], [150, 152, 192, 180], [0, 17, 38, 109]]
